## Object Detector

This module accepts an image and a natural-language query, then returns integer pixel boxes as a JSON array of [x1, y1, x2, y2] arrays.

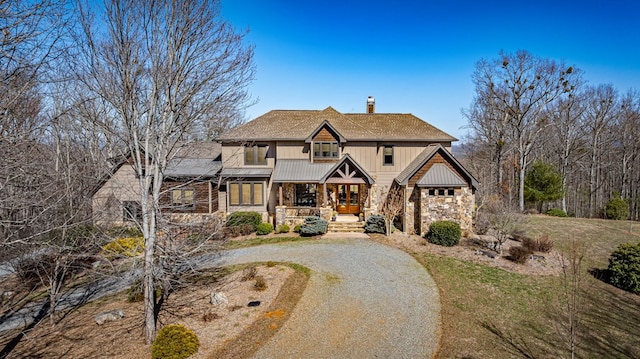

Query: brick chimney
[[366, 96, 375, 114]]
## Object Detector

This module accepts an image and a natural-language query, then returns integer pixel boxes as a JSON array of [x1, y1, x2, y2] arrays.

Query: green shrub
[[299, 216, 328, 237], [426, 220, 461, 247], [364, 214, 386, 234], [604, 196, 629, 220], [151, 324, 200, 359], [256, 223, 274, 235], [102, 236, 144, 257], [607, 242, 640, 294], [225, 212, 262, 230], [293, 224, 301, 233], [508, 246, 532, 264], [275, 224, 290, 233], [545, 208, 567, 217]]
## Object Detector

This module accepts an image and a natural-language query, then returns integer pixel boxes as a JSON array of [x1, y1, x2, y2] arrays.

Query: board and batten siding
[[92, 163, 145, 225], [276, 142, 307, 160], [221, 142, 276, 168]]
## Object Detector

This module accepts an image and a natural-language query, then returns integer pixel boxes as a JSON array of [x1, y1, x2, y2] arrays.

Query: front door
[[336, 184, 360, 214]]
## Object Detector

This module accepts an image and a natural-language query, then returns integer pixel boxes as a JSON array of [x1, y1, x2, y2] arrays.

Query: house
[[217, 97, 478, 235], [91, 142, 222, 227]]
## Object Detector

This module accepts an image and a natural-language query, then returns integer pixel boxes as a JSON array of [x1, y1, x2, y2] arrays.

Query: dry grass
[[375, 215, 640, 358], [0, 263, 309, 359]]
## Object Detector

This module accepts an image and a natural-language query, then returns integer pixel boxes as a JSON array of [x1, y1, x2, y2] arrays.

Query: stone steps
[[327, 221, 365, 233]]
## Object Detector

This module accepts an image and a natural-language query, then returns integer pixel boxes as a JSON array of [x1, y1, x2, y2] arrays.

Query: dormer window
[[314, 141, 338, 158], [244, 145, 267, 165]]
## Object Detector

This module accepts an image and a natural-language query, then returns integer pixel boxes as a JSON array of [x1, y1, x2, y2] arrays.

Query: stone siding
[[419, 187, 474, 236]]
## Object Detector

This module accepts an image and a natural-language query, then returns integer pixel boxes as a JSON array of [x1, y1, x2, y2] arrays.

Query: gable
[[305, 120, 346, 144], [416, 163, 467, 187], [396, 145, 478, 189], [321, 154, 374, 184]]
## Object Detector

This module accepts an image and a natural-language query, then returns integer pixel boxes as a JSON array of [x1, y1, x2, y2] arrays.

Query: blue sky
[[222, 0, 640, 141]]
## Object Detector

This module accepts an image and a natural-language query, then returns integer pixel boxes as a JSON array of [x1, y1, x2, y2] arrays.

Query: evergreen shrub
[[299, 216, 328, 237], [604, 196, 628, 220], [275, 224, 290, 233], [607, 242, 640, 294], [545, 208, 568, 217], [151, 324, 200, 359], [364, 214, 386, 234], [225, 212, 262, 230], [256, 223, 274, 235], [426, 220, 461, 247]]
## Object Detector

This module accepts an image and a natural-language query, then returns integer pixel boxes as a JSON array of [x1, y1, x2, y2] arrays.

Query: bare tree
[[379, 183, 404, 236], [470, 50, 578, 212], [74, 0, 255, 343], [582, 84, 617, 217], [484, 198, 524, 255], [555, 238, 587, 359]]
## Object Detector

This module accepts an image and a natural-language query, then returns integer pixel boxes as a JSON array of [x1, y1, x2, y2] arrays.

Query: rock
[[210, 292, 228, 306], [95, 309, 125, 325], [475, 249, 497, 259]]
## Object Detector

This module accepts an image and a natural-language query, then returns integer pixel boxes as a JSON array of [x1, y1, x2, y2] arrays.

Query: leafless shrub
[[240, 267, 257, 282]]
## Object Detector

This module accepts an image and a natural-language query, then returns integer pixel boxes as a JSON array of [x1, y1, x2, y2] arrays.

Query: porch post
[[278, 184, 283, 206]]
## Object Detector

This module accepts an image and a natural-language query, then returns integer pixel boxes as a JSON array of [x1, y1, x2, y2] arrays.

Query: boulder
[[210, 292, 228, 306], [95, 309, 125, 325]]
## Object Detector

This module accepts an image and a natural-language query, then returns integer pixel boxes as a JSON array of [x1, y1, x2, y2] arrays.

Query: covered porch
[[272, 155, 375, 227]]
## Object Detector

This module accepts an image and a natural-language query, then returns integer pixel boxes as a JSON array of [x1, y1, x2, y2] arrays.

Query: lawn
[[418, 215, 640, 359]]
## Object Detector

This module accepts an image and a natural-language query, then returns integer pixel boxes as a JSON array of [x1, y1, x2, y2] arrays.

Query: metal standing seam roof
[[416, 164, 467, 187], [395, 145, 439, 185], [395, 144, 479, 189], [272, 160, 336, 182], [164, 159, 221, 177], [220, 168, 273, 177]]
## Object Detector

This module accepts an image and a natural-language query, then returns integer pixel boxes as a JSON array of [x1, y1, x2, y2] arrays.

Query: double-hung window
[[244, 145, 267, 165], [229, 182, 264, 206], [313, 141, 338, 159]]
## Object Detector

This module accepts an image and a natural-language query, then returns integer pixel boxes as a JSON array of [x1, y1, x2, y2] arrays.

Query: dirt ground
[[0, 264, 302, 359], [370, 232, 562, 276]]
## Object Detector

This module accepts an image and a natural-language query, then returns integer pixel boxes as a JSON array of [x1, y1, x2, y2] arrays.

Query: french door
[[336, 184, 360, 214]]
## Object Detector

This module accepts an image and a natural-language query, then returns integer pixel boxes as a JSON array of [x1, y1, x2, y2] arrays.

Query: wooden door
[[336, 184, 360, 214]]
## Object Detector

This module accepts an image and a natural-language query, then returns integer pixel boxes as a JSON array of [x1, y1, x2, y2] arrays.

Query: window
[[427, 188, 455, 196], [123, 201, 141, 222], [229, 182, 263, 206], [171, 188, 195, 208], [295, 184, 317, 207], [313, 141, 338, 158], [383, 146, 394, 166], [244, 145, 267, 165]]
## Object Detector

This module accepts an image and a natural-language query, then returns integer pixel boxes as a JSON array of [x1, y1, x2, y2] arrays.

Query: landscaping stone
[[94, 309, 125, 325], [210, 291, 228, 306]]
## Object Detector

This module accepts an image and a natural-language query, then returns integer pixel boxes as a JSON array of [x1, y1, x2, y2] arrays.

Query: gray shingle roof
[[416, 164, 467, 187], [164, 158, 221, 178], [272, 160, 335, 182], [218, 107, 456, 142]]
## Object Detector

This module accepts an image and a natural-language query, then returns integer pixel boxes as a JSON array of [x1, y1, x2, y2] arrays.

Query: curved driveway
[[208, 238, 441, 358]]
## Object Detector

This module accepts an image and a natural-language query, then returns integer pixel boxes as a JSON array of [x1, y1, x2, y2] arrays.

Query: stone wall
[[419, 187, 474, 236]]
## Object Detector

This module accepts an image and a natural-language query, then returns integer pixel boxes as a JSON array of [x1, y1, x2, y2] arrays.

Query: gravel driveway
[[208, 237, 441, 358]]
